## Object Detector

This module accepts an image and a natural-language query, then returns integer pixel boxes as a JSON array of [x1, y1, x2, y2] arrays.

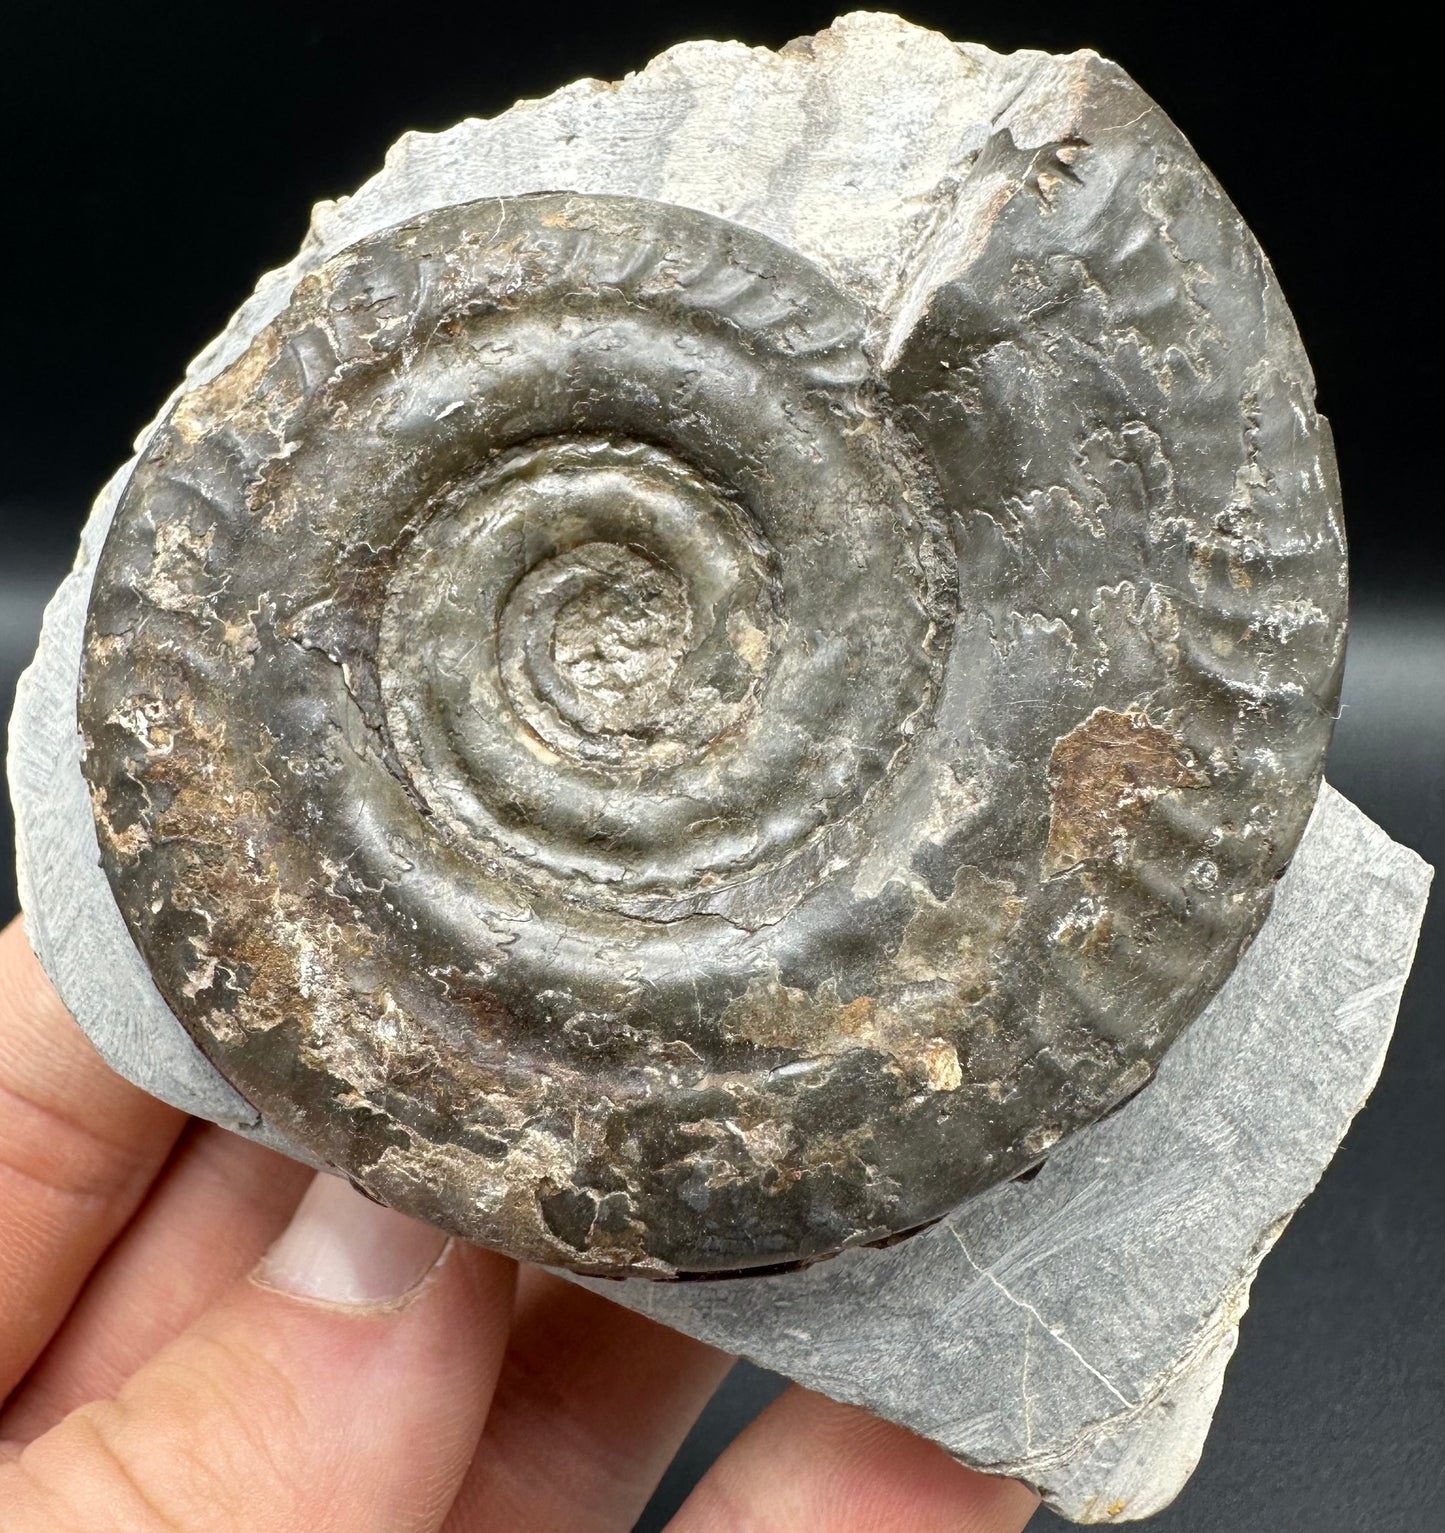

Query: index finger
[[0, 917, 183, 1394]]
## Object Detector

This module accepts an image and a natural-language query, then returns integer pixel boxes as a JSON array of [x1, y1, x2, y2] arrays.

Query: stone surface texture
[[574, 784, 1431, 1521], [55, 13, 1343, 1276]]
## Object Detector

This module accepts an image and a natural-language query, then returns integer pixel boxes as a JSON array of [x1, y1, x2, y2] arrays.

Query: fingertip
[[253, 1172, 452, 1309], [4, 1175, 517, 1533]]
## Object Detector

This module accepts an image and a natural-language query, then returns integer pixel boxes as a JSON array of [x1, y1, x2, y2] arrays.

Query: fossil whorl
[[79, 49, 1346, 1276]]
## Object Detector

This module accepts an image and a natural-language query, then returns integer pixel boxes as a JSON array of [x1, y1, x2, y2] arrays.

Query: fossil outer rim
[[80, 135, 1346, 1275]]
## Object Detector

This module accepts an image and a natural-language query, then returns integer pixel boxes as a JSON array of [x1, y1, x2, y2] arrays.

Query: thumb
[[3, 1172, 516, 1533]]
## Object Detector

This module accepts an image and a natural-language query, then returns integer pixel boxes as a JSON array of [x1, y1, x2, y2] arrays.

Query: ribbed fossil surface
[[77, 16, 1346, 1275]]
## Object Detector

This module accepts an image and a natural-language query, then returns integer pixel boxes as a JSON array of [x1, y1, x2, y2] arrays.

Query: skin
[[0, 916, 1040, 1532]]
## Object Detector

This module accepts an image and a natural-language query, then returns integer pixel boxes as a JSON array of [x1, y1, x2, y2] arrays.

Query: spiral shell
[[80, 72, 1346, 1275]]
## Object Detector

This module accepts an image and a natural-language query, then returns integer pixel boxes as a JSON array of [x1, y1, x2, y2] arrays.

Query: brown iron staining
[[1045, 708, 1205, 876]]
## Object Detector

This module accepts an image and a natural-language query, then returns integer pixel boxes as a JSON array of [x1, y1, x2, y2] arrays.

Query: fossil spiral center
[[377, 435, 821, 898], [500, 542, 695, 760]]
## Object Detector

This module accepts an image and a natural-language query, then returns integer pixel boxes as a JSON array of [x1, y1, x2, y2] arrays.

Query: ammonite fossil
[[76, 21, 1346, 1276]]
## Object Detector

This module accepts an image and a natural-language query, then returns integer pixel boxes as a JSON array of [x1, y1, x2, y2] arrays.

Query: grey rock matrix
[[581, 784, 1428, 1520]]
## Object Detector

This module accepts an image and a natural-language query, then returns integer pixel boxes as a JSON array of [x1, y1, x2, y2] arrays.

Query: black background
[[1, 5, 1440, 1530]]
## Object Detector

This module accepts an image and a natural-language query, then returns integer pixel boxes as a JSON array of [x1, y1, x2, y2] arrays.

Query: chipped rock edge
[[568, 785, 1431, 1520]]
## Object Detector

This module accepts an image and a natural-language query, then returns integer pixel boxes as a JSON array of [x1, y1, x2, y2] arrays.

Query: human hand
[[0, 917, 1039, 1532]]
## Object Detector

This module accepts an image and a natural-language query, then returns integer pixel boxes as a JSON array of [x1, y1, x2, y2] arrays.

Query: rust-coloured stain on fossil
[[1045, 708, 1205, 874]]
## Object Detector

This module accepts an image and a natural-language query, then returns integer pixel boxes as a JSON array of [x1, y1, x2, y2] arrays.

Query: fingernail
[[256, 1172, 450, 1306]]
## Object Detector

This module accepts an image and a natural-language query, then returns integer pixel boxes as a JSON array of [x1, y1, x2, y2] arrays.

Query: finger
[[666, 1383, 1039, 1533], [0, 918, 184, 1396], [1, 1172, 517, 1533], [444, 1268, 732, 1533], [3, 1122, 312, 1437]]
